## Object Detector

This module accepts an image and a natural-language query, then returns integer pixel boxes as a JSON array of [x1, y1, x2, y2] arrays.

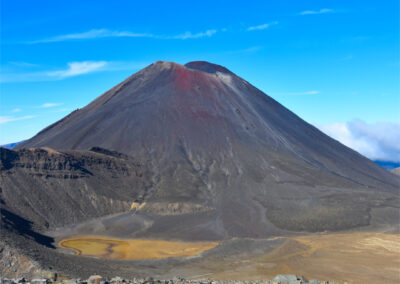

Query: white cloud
[[9, 61, 38, 67], [29, 29, 153, 43], [0, 115, 35, 125], [300, 8, 335, 15], [1, 61, 108, 82], [242, 46, 262, 52], [172, 29, 216, 39], [247, 21, 278, 31], [228, 46, 263, 54], [300, 90, 320, 95], [11, 108, 21, 113], [50, 108, 72, 113], [41, 103, 63, 108], [318, 120, 400, 162], [278, 90, 320, 95], [29, 28, 217, 43], [47, 61, 107, 78]]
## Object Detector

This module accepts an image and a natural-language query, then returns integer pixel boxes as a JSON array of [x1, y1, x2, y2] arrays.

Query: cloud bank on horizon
[[318, 120, 400, 162]]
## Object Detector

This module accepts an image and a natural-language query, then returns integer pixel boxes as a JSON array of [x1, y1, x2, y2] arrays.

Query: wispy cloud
[[300, 8, 335, 15], [9, 61, 38, 67], [11, 108, 22, 113], [242, 46, 262, 52], [247, 21, 278, 31], [29, 28, 217, 43], [47, 61, 107, 78], [279, 90, 320, 95], [300, 90, 320, 95], [172, 29, 216, 39], [29, 29, 153, 44], [225, 46, 263, 54], [238, 46, 262, 53], [1, 61, 108, 83], [50, 108, 72, 113], [0, 115, 35, 125], [318, 120, 400, 162], [41, 103, 63, 108]]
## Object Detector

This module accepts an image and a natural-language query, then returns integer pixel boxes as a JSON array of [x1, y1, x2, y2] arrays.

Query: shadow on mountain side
[[1, 208, 55, 248]]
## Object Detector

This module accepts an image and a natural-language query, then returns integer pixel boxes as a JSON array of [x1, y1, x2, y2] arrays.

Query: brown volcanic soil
[[54, 232, 400, 283], [210, 233, 400, 284], [1, 61, 399, 279]]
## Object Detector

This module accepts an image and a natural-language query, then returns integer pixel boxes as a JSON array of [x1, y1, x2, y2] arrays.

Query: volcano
[[2, 61, 399, 278], [13, 60, 400, 235]]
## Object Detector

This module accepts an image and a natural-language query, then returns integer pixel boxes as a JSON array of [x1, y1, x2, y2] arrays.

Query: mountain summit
[[14, 61, 399, 236]]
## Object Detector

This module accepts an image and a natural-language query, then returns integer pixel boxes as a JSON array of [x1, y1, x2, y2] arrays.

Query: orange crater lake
[[59, 236, 219, 260]]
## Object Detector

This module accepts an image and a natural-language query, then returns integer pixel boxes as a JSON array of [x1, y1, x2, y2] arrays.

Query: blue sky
[[1, 0, 399, 161]]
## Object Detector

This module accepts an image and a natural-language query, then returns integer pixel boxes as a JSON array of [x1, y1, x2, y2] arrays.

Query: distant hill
[[391, 167, 400, 176], [374, 160, 400, 170], [0, 141, 24, 149]]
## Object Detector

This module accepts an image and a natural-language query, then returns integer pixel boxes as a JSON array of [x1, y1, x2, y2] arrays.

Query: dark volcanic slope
[[0, 147, 151, 228], [12, 61, 400, 236]]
